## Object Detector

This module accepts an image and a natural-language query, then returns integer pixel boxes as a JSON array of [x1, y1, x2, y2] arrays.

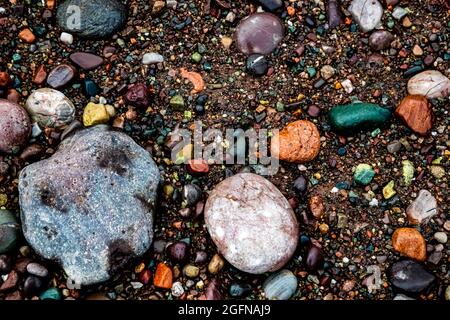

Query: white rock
[[320, 65, 335, 80], [341, 79, 354, 93], [407, 70, 450, 99], [142, 52, 164, 65], [171, 282, 185, 297], [434, 232, 448, 244], [392, 7, 408, 20], [204, 173, 299, 274], [25, 88, 76, 128], [60, 32, 74, 45], [349, 0, 383, 32], [406, 189, 438, 224]]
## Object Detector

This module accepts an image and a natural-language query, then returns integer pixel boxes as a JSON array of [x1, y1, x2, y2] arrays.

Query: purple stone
[[235, 13, 284, 55]]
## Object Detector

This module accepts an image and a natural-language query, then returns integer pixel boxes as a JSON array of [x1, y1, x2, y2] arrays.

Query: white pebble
[[434, 232, 448, 244], [369, 198, 378, 207], [60, 32, 74, 45], [142, 52, 164, 65], [171, 282, 185, 297], [341, 79, 354, 93]]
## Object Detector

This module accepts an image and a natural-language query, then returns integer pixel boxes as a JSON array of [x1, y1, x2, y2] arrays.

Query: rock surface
[[204, 173, 299, 274], [235, 13, 284, 55], [395, 95, 433, 136], [0, 99, 31, 154], [406, 190, 438, 224], [18, 125, 160, 285], [392, 228, 426, 261], [271, 120, 321, 163], [56, 0, 128, 39], [407, 70, 450, 99], [389, 260, 435, 294], [0, 209, 21, 254], [25, 88, 76, 129], [369, 30, 394, 51]]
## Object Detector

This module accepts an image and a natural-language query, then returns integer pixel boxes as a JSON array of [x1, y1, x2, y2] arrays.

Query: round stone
[[204, 173, 299, 274], [246, 54, 268, 77], [46, 64, 77, 89], [369, 30, 394, 51], [235, 13, 284, 55], [124, 83, 150, 108], [407, 70, 450, 99], [166, 241, 189, 263], [0, 99, 31, 154], [263, 269, 298, 300], [271, 120, 321, 163], [25, 88, 76, 128], [392, 228, 426, 261]]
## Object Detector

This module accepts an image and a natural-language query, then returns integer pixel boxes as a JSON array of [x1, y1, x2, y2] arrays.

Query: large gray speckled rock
[[56, 0, 127, 39], [18, 125, 160, 286], [204, 173, 299, 274]]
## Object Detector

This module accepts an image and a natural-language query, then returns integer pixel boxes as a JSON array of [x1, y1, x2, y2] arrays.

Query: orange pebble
[[287, 6, 295, 16], [47, 0, 55, 10], [19, 28, 36, 43], [153, 263, 173, 289]]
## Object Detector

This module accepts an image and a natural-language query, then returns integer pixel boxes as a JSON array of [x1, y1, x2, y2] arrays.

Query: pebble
[[407, 70, 450, 99], [82, 102, 111, 126], [308, 195, 325, 219], [406, 190, 438, 224], [328, 102, 391, 135], [320, 65, 335, 80], [387, 140, 402, 153], [402, 160, 415, 186], [0, 210, 20, 254], [46, 64, 77, 89], [166, 241, 189, 263], [171, 282, 184, 297], [293, 175, 308, 194], [0, 270, 19, 292], [235, 13, 284, 55], [124, 83, 150, 108], [256, 0, 283, 12], [59, 32, 73, 45], [170, 95, 185, 111], [57, 0, 127, 39], [382, 180, 396, 199], [182, 183, 202, 207], [18, 125, 160, 285], [246, 54, 268, 77], [23, 275, 43, 298], [444, 221, 450, 232], [0, 71, 11, 87], [392, 6, 408, 20], [229, 283, 252, 298], [204, 279, 223, 300], [26, 88, 76, 128], [187, 159, 209, 175], [69, 52, 104, 70], [395, 95, 433, 136], [183, 265, 199, 278], [40, 288, 62, 300], [306, 244, 324, 272], [353, 164, 375, 186], [341, 79, 354, 93], [389, 260, 435, 294], [263, 269, 297, 300], [154, 263, 173, 289], [208, 254, 224, 275], [204, 173, 299, 274], [430, 165, 445, 179], [271, 120, 321, 163], [32, 65, 47, 85], [369, 31, 394, 51], [349, 0, 383, 32], [180, 68, 205, 94], [142, 52, 164, 65], [0, 99, 31, 154], [446, 286, 450, 301], [392, 227, 426, 261], [18, 28, 36, 43], [26, 263, 48, 278], [433, 232, 447, 244], [327, 0, 343, 29]]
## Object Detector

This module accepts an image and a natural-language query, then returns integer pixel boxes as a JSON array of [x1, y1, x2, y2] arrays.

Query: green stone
[[191, 52, 202, 63], [354, 164, 375, 186], [0, 209, 20, 254], [382, 180, 396, 199], [402, 160, 415, 186], [328, 102, 391, 135], [170, 95, 185, 111], [40, 288, 62, 300], [307, 67, 317, 78]]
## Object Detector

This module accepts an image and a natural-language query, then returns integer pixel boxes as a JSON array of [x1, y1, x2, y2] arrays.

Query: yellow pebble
[[135, 262, 145, 274], [382, 180, 396, 199], [334, 82, 342, 90], [83, 103, 110, 127]]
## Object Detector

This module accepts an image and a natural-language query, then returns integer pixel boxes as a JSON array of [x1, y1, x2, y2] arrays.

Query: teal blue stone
[[354, 164, 375, 186], [328, 102, 391, 135], [307, 67, 317, 78], [40, 288, 62, 300]]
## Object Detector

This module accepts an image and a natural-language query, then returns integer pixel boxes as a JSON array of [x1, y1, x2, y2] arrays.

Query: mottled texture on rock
[[392, 228, 427, 261], [369, 30, 394, 51], [25, 88, 76, 128], [56, 0, 127, 39], [349, 0, 383, 32], [46, 64, 77, 89], [69, 52, 104, 70], [395, 95, 434, 136], [271, 120, 321, 163], [18, 125, 160, 285], [263, 269, 298, 300], [235, 13, 284, 55], [0, 99, 31, 154], [204, 173, 299, 274], [406, 190, 438, 224], [327, 0, 343, 29], [407, 70, 450, 99], [389, 260, 435, 294]]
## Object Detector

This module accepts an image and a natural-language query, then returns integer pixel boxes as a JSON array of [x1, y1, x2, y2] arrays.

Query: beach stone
[[369, 30, 394, 51], [204, 173, 299, 274], [271, 120, 321, 163], [235, 13, 284, 55], [389, 260, 435, 294], [142, 52, 164, 65], [69, 52, 104, 70], [153, 263, 173, 289], [246, 54, 268, 77], [256, 0, 283, 12], [395, 95, 433, 136], [56, 0, 127, 39], [25, 88, 76, 129], [327, 0, 343, 29], [0, 99, 31, 154], [349, 0, 383, 32], [353, 164, 375, 185], [125, 83, 150, 109], [18, 125, 160, 285], [392, 228, 426, 261], [83, 102, 110, 127], [407, 70, 450, 99], [0, 210, 21, 254], [46, 64, 77, 89], [0, 72, 11, 88], [328, 102, 391, 135], [406, 190, 438, 224], [263, 269, 298, 300]]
